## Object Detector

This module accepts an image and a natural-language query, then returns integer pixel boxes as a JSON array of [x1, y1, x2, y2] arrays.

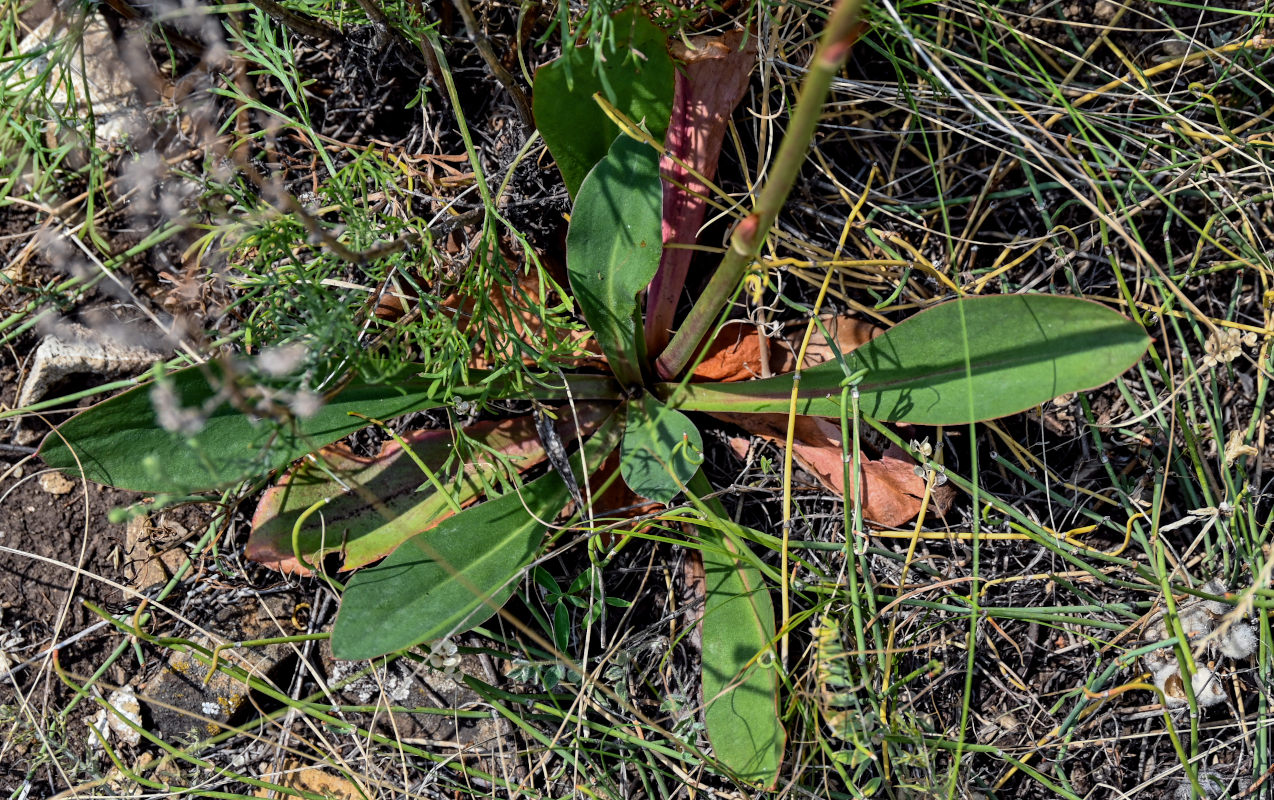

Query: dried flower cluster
[[1173, 768, 1245, 800], [427, 639, 462, 675], [1141, 579, 1257, 710], [1201, 328, 1258, 368]]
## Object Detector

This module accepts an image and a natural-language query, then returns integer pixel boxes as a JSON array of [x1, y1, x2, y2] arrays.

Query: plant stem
[[654, 0, 865, 379]]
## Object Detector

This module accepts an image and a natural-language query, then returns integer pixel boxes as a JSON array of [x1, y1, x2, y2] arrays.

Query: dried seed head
[[1154, 663, 1188, 707], [1179, 604, 1216, 639], [1220, 623, 1258, 660], [1174, 770, 1239, 800], [1142, 641, 1174, 672], [1198, 578, 1231, 616], [1192, 667, 1226, 708], [1143, 611, 1169, 643]]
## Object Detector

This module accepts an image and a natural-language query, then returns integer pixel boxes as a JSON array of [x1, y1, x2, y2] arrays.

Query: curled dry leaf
[[712, 412, 952, 528], [646, 30, 758, 354], [692, 315, 881, 382], [696, 314, 949, 528]]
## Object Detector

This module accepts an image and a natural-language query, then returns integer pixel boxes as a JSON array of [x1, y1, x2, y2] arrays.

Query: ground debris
[[15, 322, 166, 444]]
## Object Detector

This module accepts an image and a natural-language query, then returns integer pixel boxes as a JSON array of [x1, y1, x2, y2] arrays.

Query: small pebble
[[38, 471, 76, 496]]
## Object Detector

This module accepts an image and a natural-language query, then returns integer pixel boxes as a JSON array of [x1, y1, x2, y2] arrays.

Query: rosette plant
[[40, 0, 1149, 786]]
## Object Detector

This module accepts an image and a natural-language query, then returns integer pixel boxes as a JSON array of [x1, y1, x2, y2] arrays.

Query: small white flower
[[1201, 328, 1255, 368], [427, 640, 461, 675]]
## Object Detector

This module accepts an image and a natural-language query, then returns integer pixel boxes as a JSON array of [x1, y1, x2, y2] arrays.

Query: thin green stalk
[[655, 0, 866, 379]]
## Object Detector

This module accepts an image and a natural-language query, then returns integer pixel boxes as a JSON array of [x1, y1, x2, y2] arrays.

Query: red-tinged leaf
[[328, 409, 624, 661], [646, 31, 758, 355], [247, 404, 612, 573]]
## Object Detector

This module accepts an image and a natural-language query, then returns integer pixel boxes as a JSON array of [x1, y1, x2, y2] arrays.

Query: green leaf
[[663, 295, 1150, 425], [532, 7, 673, 198], [39, 364, 620, 494], [329, 410, 622, 661], [620, 391, 701, 504], [695, 480, 783, 786], [567, 134, 663, 387], [247, 404, 612, 571]]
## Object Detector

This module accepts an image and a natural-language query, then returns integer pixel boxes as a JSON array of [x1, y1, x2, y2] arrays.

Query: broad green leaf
[[662, 295, 1150, 425], [696, 488, 783, 786], [532, 7, 673, 198], [39, 363, 620, 494], [247, 404, 612, 571], [567, 135, 663, 387], [620, 391, 701, 504], [329, 409, 622, 661]]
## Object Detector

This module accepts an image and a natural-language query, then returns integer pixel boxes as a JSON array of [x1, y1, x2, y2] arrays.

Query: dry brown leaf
[[691, 314, 945, 528], [253, 762, 363, 800], [775, 314, 883, 372], [692, 321, 771, 381], [711, 413, 952, 528], [691, 315, 881, 382]]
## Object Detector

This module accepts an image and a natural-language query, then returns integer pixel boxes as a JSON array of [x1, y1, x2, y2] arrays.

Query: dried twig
[[449, 0, 535, 129]]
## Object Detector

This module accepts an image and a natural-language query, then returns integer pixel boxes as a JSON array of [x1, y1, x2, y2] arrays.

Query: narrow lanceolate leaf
[[329, 410, 622, 661], [662, 295, 1150, 425], [39, 363, 620, 494], [620, 392, 702, 504], [247, 404, 611, 573], [532, 7, 673, 198], [699, 517, 783, 786], [567, 135, 663, 387]]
